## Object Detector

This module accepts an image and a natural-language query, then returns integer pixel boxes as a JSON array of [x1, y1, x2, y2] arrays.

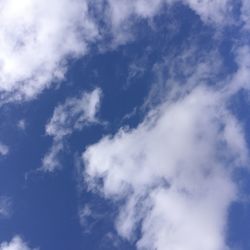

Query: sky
[[0, 0, 250, 249]]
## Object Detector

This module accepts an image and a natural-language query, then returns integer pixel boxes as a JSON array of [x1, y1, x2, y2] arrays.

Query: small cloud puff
[[0, 236, 36, 250], [0, 196, 12, 218], [0, 143, 9, 156]]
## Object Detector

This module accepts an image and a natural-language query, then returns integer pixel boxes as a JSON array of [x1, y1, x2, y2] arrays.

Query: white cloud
[[0, 0, 98, 103], [79, 19, 250, 247], [42, 88, 102, 172], [241, 0, 250, 29], [98, 0, 250, 48], [46, 88, 102, 139], [0, 0, 248, 103], [83, 86, 248, 250], [41, 142, 64, 172], [0, 236, 35, 250], [17, 120, 27, 130], [225, 45, 250, 96], [0, 143, 9, 156], [104, 0, 165, 45], [104, 0, 235, 47], [183, 0, 233, 25], [78, 204, 100, 233], [0, 197, 12, 218]]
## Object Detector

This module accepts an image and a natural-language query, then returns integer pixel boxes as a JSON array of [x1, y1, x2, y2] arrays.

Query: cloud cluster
[[1, 0, 249, 103], [42, 88, 102, 171], [83, 85, 248, 250], [183, 0, 233, 24], [1, 1, 250, 249], [0, 236, 35, 250], [79, 2, 250, 249], [0, 0, 98, 103]]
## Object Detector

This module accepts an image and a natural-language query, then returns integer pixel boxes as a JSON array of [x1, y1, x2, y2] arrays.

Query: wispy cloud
[[0, 196, 12, 219], [0, 142, 9, 156], [1, 0, 249, 103], [81, 3, 250, 246], [83, 85, 248, 249], [42, 88, 102, 172], [17, 119, 27, 131]]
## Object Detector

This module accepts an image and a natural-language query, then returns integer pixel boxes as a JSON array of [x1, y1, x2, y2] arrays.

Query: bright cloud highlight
[[0, 236, 35, 250]]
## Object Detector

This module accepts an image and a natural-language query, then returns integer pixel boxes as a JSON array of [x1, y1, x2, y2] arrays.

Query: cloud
[[17, 120, 27, 130], [0, 197, 12, 218], [241, 0, 250, 29], [0, 236, 35, 250], [80, 6, 250, 246], [225, 45, 250, 96], [103, 0, 237, 47], [1, 0, 248, 103], [41, 142, 64, 172], [183, 0, 234, 25], [42, 88, 102, 172], [0, 0, 98, 103], [0, 143, 9, 156], [83, 85, 248, 249], [103, 0, 165, 46]]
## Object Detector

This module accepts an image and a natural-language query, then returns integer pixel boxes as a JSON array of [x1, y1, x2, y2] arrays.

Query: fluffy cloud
[[0, 0, 248, 103], [0, 143, 9, 156], [81, 7, 250, 246], [83, 86, 248, 250], [183, 0, 233, 24], [42, 88, 102, 171], [0, 0, 98, 103], [17, 120, 26, 130], [0, 236, 35, 250]]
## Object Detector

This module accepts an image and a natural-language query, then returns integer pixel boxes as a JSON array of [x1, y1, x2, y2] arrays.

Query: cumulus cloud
[[1, 0, 249, 103], [0, 0, 98, 103], [0, 236, 35, 250], [83, 85, 248, 250], [0, 143, 9, 156], [183, 0, 233, 24], [42, 88, 102, 172]]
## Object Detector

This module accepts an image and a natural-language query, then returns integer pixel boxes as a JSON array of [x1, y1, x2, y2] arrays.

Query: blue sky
[[0, 1, 250, 250]]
